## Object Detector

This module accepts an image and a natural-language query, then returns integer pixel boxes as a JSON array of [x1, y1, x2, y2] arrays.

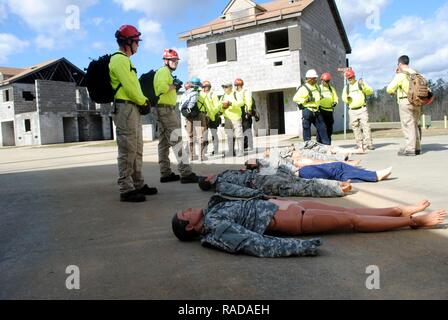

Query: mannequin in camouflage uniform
[[172, 196, 445, 258], [198, 165, 351, 198]]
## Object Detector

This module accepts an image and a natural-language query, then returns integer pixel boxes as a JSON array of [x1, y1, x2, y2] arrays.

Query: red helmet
[[321, 72, 332, 82], [163, 48, 180, 60], [345, 69, 356, 79], [234, 78, 244, 86], [115, 25, 142, 41]]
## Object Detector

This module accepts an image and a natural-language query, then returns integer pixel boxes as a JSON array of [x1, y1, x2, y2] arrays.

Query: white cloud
[[34, 34, 56, 50], [336, 0, 390, 33], [137, 18, 167, 53], [0, 2, 8, 21], [345, 3, 448, 88], [91, 17, 104, 26], [113, 0, 211, 17], [5, 0, 96, 51], [92, 41, 105, 50], [0, 33, 29, 64]]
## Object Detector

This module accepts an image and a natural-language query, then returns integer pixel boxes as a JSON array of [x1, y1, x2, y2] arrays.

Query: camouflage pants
[[113, 102, 144, 194], [156, 105, 192, 178], [349, 107, 372, 148], [399, 99, 421, 153]]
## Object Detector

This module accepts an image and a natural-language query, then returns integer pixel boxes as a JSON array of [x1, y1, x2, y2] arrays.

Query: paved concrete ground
[[0, 135, 447, 300]]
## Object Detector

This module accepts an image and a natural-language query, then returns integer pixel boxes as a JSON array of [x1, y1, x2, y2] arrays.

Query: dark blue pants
[[302, 108, 330, 145], [299, 162, 378, 182], [317, 110, 334, 145]]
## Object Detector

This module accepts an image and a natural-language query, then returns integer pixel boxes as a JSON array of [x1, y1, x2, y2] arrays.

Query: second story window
[[265, 26, 301, 54], [266, 29, 289, 53], [207, 39, 237, 64]]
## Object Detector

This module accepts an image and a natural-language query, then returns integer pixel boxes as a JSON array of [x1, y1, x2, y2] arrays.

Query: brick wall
[[13, 83, 37, 114], [36, 80, 77, 113]]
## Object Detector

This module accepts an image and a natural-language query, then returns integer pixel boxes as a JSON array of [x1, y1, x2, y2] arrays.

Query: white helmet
[[305, 69, 319, 79]]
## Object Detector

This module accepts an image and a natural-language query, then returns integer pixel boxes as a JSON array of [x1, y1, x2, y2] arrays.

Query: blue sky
[[1, 0, 447, 88]]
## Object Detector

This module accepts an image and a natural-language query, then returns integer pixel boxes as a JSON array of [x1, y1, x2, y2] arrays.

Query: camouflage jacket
[[200, 194, 322, 257], [215, 167, 344, 198]]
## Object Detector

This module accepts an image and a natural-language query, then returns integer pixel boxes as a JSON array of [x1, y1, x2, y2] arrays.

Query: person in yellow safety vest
[[293, 69, 330, 146], [154, 48, 198, 184], [234, 78, 254, 151], [342, 69, 374, 152], [180, 77, 208, 162], [110, 24, 157, 203], [319, 72, 339, 145], [219, 82, 245, 157], [200, 80, 221, 156], [386, 55, 422, 156]]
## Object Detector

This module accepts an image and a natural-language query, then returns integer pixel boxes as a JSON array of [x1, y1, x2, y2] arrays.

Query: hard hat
[[202, 80, 211, 88], [222, 82, 233, 88], [163, 48, 180, 60], [190, 77, 202, 87], [305, 69, 319, 79], [345, 69, 356, 79], [321, 72, 332, 82], [115, 25, 142, 41], [234, 78, 244, 86]]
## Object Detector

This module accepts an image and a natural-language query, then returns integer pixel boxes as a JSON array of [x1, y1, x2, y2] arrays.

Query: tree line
[[367, 78, 448, 122]]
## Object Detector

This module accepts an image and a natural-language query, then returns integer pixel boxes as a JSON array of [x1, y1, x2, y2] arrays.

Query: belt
[[115, 99, 137, 105], [399, 96, 408, 100], [157, 104, 176, 108], [349, 105, 366, 110]]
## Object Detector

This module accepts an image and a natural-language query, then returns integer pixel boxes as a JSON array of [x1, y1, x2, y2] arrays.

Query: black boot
[[137, 184, 158, 195], [160, 172, 181, 183], [120, 190, 146, 202], [180, 172, 199, 184]]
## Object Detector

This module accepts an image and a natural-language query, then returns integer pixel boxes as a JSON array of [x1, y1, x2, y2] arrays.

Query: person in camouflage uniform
[[198, 165, 351, 198], [172, 196, 445, 258]]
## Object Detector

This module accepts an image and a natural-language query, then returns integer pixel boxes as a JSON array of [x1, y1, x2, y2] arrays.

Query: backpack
[[85, 52, 125, 104], [139, 70, 160, 107], [403, 71, 430, 107], [181, 91, 202, 120]]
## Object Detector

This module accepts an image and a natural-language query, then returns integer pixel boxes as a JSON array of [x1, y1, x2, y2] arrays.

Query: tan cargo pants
[[156, 105, 192, 178], [399, 99, 421, 153], [113, 102, 144, 194], [224, 118, 244, 156], [349, 107, 372, 149]]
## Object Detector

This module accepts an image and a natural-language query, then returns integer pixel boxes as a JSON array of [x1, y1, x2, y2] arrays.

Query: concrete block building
[[0, 58, 114, 147], [180, 0, 351, 137]]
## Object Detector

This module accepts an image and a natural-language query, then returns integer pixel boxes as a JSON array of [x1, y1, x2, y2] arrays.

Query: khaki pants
[[156, 105, 192, 178], [349, 107, 372, 149], [399, 99, 421, 153], [185, 113, 207, 145], [113, 102, 144, 194], [224, 118, 244, 156]]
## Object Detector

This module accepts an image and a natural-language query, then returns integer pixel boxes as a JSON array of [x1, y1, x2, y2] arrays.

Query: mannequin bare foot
[[411, 209, 446, 228], [376, 167, 393, 181], [398, 200, 431, 217]]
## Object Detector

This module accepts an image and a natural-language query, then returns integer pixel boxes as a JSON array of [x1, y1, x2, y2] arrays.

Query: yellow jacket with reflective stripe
[[109, 51, 147, 106], [235, 89, 253, 112], [293, 83, 322, 111], [319, 84, 339, 111], [387, 68, 417, 103], [219, 91, 244, 120], [154, 66, 177, 106], [199, 91, 220, 121], [342, 80, 373, 109]]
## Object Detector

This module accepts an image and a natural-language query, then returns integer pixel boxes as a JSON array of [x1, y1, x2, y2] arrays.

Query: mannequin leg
[[298, 200, 430, 217]]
